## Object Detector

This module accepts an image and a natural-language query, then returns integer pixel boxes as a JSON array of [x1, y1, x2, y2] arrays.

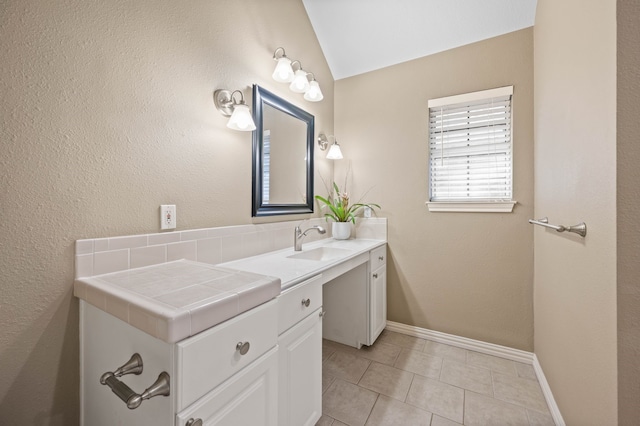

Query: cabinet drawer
[[370, 245, 387, 271], [175, 299, 278, 411], [278, 274, 323, 335]]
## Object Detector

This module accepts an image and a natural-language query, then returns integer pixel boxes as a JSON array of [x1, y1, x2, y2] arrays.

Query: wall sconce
[[272, 47, 323, 102], [304, 73, 324, 102], [318, 134, 343, 160], [289, 61, 310, 93], [214, 89, 256, 131], [272, 47, 294, 83]]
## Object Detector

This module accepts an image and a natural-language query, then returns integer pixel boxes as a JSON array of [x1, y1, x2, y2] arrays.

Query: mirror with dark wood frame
[[252, 84, 314, 217]]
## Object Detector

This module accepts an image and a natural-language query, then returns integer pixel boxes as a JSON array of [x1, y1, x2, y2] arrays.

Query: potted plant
[[315, 182, 380, 240]]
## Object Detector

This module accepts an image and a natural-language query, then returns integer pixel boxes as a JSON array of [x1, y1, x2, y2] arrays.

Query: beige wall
[[0, 0, 333, 423], [534, 0, 618, 424], [334, 29, 534, 351], [617, 0, 640, 423]]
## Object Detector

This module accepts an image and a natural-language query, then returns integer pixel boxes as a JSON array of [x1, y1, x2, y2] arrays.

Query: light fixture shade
[[289, 70, 310, 93], [272, 57, 294, 83], [304, 80, 324, 102], [226, 104, 256, 131], [326, 142, 343, 160]]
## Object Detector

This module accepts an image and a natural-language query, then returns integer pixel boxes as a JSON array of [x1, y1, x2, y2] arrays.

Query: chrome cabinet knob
[[301, 298, 311, 307], [319, 310, 326, 318], [236, 341, 250, 356], [378, 256, 384, 261], [186, 419, 203, 426], [373, 273, 378, 279]]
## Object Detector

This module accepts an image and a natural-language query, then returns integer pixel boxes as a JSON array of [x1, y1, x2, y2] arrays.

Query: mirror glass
[[252, 85, 314, 216]]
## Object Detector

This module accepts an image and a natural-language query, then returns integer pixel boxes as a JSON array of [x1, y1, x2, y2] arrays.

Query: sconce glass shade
[[272, 57, 294, 83], [290, 70, 310, 93], [326, 142, 343, 160], [304, 80, 324, 102], [227, 104, 256, 131]]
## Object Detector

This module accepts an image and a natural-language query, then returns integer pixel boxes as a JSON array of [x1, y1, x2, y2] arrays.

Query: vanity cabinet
[[369, 245, 387, 343], [277, 275, 323, 426], [79, 299, 278, 426]]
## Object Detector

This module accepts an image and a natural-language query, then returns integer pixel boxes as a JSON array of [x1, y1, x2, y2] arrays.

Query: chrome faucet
[[294, 225, 326, 251]]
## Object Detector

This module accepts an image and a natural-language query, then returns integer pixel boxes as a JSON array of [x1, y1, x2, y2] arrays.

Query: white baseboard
[[385, 321, 564, 426], [385, 321, 533, 363], [533, 354, 566, 426]]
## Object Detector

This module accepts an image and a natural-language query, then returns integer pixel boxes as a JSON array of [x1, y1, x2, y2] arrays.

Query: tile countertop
[[74, 237, 385, 343], [74, 260, 281, 343], [220, 238, 386, 291]]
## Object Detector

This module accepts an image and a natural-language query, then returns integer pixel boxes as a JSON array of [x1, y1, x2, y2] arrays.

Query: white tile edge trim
[[385, 321, 563, 426], [533, 354, 566, 426]]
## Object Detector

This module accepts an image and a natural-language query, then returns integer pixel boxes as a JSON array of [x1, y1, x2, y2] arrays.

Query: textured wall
[[533, 0, 618, 424], [0, 0, 333, 423], [617, 0, 640, 423], [334, 29, 534, 351]]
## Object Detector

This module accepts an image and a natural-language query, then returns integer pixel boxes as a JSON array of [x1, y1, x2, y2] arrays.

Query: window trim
[[427, 86, 515, 213]]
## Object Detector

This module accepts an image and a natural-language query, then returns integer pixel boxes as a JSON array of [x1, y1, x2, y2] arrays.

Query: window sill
[[426, 201, 517, 213]]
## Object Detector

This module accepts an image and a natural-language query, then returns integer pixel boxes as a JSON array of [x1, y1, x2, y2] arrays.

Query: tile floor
[[317, 330, 555, 426]]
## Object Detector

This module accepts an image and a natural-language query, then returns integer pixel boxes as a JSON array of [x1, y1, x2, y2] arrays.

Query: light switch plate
[[160, 205, 176, 230]]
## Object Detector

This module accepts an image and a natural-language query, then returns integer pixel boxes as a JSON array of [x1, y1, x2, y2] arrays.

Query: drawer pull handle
[[373, 273, 378, 278], [186, 418, 203, 426], [302, 298, 311, 308], [378, 256, 384, 261], [236, 341, 250, 356]]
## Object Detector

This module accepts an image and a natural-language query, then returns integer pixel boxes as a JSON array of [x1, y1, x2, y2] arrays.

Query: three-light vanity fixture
[[214, 89, 256, 132], [318, 134, 343, 160], [272, 47, 324, 102]]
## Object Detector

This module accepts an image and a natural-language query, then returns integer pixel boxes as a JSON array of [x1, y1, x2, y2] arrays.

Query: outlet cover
[[160, 205, 176, 230]]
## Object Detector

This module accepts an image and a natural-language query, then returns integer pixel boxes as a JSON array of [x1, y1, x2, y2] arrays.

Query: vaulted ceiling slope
[[302, 0, 537, 80]]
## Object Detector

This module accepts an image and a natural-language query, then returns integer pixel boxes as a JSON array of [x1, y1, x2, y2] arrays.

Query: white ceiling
[[302, 0, 537, 80]]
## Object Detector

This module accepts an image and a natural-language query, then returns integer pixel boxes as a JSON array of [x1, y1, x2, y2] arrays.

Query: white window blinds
[[428, 86, 513, 202]]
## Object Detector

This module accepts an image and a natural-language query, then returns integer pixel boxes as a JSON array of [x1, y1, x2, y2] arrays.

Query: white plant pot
[[332, 222, 351, 240]]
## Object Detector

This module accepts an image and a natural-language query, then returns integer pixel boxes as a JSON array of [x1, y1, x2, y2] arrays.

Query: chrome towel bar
[[529, 217, 587, 237]]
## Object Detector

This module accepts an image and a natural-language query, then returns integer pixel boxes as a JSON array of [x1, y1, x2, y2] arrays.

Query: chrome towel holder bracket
[[528, 217, 587, 238], [99, 353, 170, 409]]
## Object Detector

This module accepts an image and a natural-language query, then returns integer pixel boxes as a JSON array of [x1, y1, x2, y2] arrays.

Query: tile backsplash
[[75, 218, 387, 279]]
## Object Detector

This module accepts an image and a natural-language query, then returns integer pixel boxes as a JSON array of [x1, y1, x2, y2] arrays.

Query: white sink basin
[[287, 247, 353, 261]]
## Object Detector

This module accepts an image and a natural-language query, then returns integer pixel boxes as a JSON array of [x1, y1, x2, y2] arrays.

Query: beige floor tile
[[394, 348, 443, 379], [322, 379, 379, 426], [365, 394, 432, 426], [354, 341, 402, 366], [492, 372, 549, 412], [515, 362, 537, 381], [467, 351, 518, 376], [423, 340, 467, 362], [333, 422, 349, 426], [315, 414, 335, 426], [322, 339, 338, 361], [464, 391, 530, 426], [324, 350, 371, 384], [431, 415, 463, 426], [377, 330, 426, 351], [358, 361, 414, 401], [405, 375, 464, 423], [527, 408, 556, 426], [440, 358, 493, 396], [323, 371, 336, 394]]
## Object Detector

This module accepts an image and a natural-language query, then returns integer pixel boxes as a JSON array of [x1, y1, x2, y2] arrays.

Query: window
[[427, 86, 516, 213]]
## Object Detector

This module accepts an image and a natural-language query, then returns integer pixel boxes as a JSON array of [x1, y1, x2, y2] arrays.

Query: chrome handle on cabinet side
[[186, 418, 203, 426], [319, 310, 326, 318], [301, 298, 311, 307], [373, 273, 378, 278], [100, 369, 170, 410], [236, 341, 250, 355], [378, 256, 384, 261]]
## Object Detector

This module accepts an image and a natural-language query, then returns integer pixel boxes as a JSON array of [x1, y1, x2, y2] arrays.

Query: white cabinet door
[[369, 264, 387, 344], [278, 308, 323, 426], [176, 347, 278, 426]]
